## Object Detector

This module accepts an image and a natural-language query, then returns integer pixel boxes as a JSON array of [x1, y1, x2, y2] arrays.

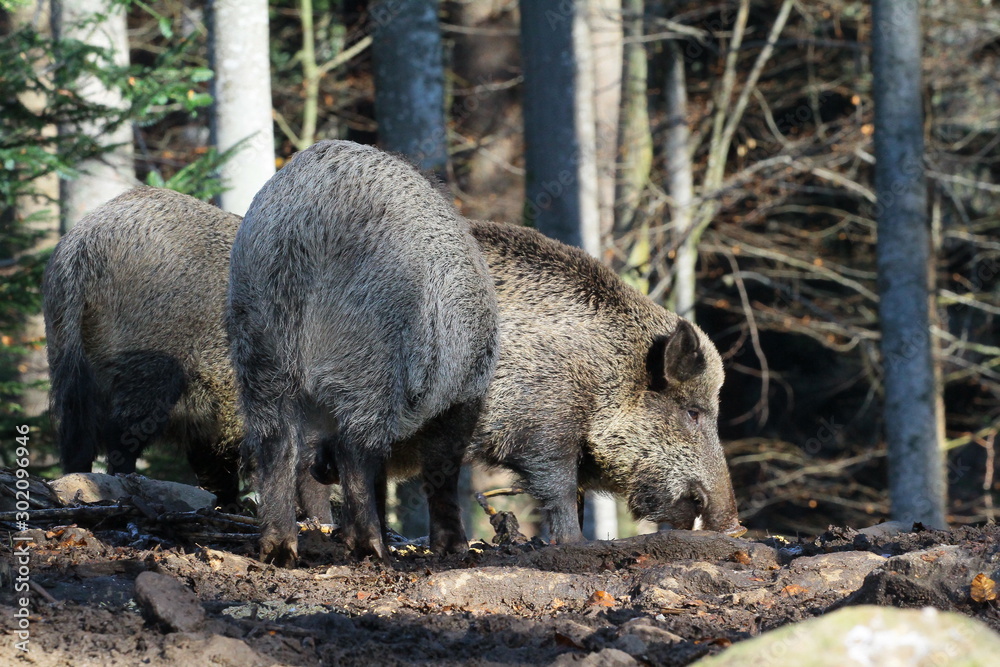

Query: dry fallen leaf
[[781, 584, 809, 597], [731, 550, 752, 565], [356, 590, 371, 600], [630, 554, 654, 568], [971, 573, 997, 603], [586, 590, 616, 607]]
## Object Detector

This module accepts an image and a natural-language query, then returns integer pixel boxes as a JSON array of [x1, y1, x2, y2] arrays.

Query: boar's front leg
[[525, 449, 585, 544], [543, 488, 586, 544]]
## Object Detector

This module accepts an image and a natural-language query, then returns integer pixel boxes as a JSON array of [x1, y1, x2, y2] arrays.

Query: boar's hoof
[[260, 533, 298, 568], [344, 529, 391, 564], [430, 530, 469, 557]]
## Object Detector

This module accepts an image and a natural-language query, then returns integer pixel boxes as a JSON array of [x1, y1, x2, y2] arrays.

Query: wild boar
[[227, 140, 499, 565], [467, 221, 744, 542], [43, 187, 330, 517]]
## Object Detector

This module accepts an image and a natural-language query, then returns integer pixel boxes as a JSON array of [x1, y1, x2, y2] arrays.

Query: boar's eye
[[686, 409, 700, 424]]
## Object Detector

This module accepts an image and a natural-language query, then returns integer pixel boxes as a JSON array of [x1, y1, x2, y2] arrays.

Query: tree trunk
[[445, 0, 523, 223], [518, 0, 600, 253], [588, 0, 622, 243], [871, 0, 945, 527], [520, 0, 614, 539], [51, 0, 134, 231], [371, 0, 447, 178], [665, 0, 792, 317], [209, 0, 275, 215], [372, 0, 450, 535], [614, 0, 651, 236], [662, 39, 695, 318], [9, 3, 60, 421]]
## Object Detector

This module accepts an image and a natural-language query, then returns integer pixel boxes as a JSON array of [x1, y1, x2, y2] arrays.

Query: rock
[[642, 586, 685, 608], [857, 520, 914, 540], [638, 561, 768, 598], [51, 472, 217, 512], [619, 617, 683, 645], [631, 625, 685, 645], [417, 566, 627, 612], [845, 546, 986, 609], [728, 588, 771, 606], [553, 619, 597, 648], [553, 648, 639, 666], [773, 551, 886, 598], [164, 634, 275, 667], [134, 571, 206, 633], [613, 634, 648, 657], [14, 525, 110, 557], [880, 546, 970, 578], [693, 605, 1000, 666], [11, 528, 54, 548], [198, 548, 258, 576]]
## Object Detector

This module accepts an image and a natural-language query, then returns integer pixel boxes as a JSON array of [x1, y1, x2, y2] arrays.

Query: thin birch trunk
[[209, 0, 275, 215]]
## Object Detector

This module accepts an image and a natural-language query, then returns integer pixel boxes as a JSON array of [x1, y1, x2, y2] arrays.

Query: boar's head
[[593, 319, 745, 537]]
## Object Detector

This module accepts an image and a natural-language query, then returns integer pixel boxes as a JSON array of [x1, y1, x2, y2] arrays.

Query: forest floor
[[1, 483, 1000, 666]]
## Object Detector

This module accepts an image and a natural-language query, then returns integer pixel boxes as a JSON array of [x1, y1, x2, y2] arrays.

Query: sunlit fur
[[468, 222, 743, 541]]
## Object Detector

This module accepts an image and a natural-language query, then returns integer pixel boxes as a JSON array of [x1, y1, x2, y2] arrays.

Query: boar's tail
[[43, 247, 101, 473]]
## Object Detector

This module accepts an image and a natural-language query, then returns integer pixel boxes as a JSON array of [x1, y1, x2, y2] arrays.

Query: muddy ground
[[2, 500, 1000, 666]]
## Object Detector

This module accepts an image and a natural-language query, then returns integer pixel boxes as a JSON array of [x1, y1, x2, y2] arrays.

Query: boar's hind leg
[[415, 402, 475, 557], [250, 425, 302, 567], [328, 437, 390, 562], [242, 402, 302, 567]]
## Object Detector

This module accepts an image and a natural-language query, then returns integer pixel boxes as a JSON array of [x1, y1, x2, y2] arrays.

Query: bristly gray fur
[[43, 187, 245, 508], [228, 140, 499, 564]]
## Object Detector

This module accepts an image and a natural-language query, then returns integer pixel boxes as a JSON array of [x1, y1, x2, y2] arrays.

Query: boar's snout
[[630, 472, 745, 537], [701, 472, 745, 537]]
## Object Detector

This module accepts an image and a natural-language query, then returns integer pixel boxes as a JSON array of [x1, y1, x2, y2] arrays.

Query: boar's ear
[[647, 320, 706, 390]]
